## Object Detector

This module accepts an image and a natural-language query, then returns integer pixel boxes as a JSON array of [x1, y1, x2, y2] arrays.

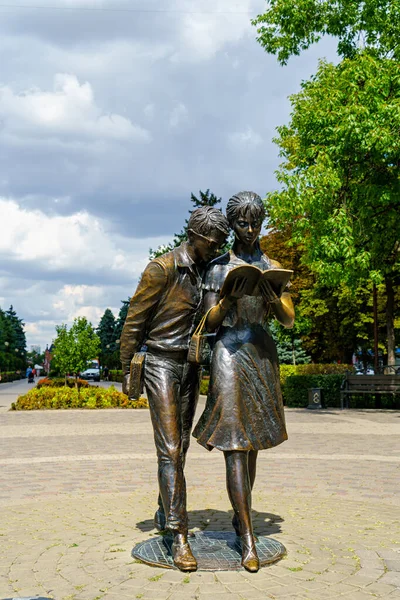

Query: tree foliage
[[149, 189, 222, 259], [52, 317, 100, 385], [252, 0, 400, 65], [270, 321, 311, 364], [265, 53, 400, 361], [260, 228, 396, 364], [97, 308, 116, 364], [268, 54, 400, 284], [0, 305, 27, 372], [114, 299, 130, 344]]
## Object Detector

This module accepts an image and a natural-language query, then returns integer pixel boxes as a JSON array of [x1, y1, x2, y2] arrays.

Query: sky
[[0, 0, 337, 351]]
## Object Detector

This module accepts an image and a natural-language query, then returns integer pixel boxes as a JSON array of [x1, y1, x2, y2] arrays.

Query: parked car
[[80, 368, 101, 382], [355, 367, 375, 375]]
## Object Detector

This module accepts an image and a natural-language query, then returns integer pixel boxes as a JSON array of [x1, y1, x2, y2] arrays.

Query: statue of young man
[[120, 207, 229, 571]]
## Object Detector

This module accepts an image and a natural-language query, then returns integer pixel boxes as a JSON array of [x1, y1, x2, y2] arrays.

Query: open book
[[220, 264, 293, 299]]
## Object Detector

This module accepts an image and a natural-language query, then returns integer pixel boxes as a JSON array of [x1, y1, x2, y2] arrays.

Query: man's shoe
[[171, 535, 197, 571], [154, 508, 166, 532]]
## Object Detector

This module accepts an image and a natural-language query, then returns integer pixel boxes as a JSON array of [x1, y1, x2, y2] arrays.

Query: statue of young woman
[[193, 191, 295, 572]]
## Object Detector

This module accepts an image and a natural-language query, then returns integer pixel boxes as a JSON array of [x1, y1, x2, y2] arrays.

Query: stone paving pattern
[[0, 379, 400, 599]]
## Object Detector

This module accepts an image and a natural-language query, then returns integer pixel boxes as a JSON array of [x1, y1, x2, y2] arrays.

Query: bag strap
[[192, 307, 213, 336]]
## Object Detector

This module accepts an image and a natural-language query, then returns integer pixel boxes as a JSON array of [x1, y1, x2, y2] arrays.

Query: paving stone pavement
[[1, 380, 400, 600]]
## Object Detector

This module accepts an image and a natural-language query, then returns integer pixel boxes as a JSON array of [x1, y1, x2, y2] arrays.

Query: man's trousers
[[144, 351, 201, 533]]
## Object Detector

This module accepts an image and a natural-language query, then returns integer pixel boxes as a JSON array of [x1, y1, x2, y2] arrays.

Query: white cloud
[[0, 198, 156, 276], [0, 197, 174, 348], [229, 126, 263, 147], [53, 285, 105, 325], [171, 0, 255, 62], [0, 74, 151, 143]]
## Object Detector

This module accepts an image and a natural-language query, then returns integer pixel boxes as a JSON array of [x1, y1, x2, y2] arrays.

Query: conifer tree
[[149, 189, 222, 259]]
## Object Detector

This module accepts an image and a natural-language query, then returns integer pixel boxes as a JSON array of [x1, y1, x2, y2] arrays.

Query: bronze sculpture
[[120, 206, 230, 572], [193, 191, 294, 572]]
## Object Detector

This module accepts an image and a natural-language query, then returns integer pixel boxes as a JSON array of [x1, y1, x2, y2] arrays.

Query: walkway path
[[0, 381, 399, 600]]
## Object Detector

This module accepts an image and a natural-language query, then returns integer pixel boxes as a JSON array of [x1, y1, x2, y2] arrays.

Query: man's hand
[[122, 373, 130, 396]]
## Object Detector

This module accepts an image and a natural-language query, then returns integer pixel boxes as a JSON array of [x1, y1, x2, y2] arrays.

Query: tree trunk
[[64, 374, 67, 387], [385, 276, 396, 370]]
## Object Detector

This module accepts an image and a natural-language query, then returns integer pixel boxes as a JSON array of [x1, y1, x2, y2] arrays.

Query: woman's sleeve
[[204, 264, 223, 294]]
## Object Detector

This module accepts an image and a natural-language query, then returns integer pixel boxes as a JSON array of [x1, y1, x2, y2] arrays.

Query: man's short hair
[[187, 207, 230, 241]]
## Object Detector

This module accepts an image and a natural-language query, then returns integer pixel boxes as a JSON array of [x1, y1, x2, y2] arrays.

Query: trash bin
[[307, 387, 323, 409]]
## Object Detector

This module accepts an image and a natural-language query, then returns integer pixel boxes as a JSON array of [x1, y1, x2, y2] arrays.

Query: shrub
[[199, 365, 351, 402], [280, 363, 352, 384], [0, 371, 23, 383], [36, 377, 90, 389], [109, 369, 124, 383], [11, 385, 148, 410], [199, 378, 209, 396], [282, 374, 345, 408]]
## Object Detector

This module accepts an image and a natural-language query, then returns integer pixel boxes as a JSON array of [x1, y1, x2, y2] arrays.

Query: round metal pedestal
[[132, 531, 286, 571]]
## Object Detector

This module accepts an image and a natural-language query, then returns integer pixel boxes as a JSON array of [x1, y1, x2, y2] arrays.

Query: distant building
[[44, 344, 53, 374], [30, 345, 41, 354]]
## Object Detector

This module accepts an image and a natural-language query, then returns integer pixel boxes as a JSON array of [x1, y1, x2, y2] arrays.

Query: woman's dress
[[193, 250, 288, 452]]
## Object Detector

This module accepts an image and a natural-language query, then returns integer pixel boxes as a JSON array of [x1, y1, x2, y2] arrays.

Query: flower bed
[[11, 385, 148, 410], [36, 377, 90, 389]]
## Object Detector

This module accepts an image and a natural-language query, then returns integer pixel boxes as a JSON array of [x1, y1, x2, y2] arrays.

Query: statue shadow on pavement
[[136, 508, 284, 537]]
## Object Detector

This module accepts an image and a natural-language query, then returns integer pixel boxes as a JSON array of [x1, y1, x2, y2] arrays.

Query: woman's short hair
[[187, 206, 230, 239], [226, 191, 265, 227]]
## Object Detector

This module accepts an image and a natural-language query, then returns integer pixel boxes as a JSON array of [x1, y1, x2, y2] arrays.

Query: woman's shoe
[[240, 533, 259, 573]]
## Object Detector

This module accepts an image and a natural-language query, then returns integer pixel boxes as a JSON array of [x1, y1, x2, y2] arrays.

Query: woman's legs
[[224, 450, 253, 535], [248, 450, 258, 490], [232, 450, 258, 536], [224, 450, 259, 572]]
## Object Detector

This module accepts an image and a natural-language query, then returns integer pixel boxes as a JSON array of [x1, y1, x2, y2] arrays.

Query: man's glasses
[[188, 229, 227, 250]]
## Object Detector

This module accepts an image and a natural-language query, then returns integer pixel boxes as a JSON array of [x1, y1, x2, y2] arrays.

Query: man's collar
[[175, 242, 196, 270]]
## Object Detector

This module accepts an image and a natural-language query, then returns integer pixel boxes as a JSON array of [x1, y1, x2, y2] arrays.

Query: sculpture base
[[132, 531, 286, 571]]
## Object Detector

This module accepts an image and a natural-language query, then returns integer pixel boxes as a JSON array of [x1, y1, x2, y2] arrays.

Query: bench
[[340, 374, 400, 409]]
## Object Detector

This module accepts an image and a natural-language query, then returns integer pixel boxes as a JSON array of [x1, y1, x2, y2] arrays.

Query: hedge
[[280, 363, 352, 383], [109, 369, 124, 383], [0, 371, 23, 383], [11, 385, 148, 410], [281, 374, 345, 408], [199, 365, 352, 402]]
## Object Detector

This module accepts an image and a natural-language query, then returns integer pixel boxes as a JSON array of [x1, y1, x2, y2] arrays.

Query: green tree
[[264, 54, 400, 364], [52, 324, 71, 384], [97, 308, 118, 368], [149, 189, 222, 259], [97, 308, 116, 350], [270, 321, 311, 365], [0, 305, 26, 371], [252, 0, 400, 65], [53, 317, 100, 387], [260, 227, 396, 365], [0, 308, 12, 371], [114, 299, 130, 344]]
